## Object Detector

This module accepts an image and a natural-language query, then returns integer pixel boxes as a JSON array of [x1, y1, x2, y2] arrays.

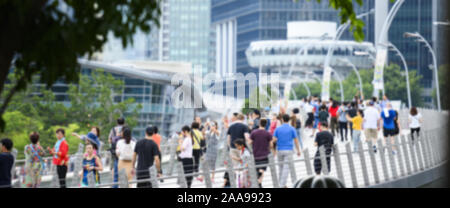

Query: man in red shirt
[[48, 128, 69, 188]]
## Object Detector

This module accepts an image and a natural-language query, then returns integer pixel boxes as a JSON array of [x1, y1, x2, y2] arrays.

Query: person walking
[[328, 101, 340, 137], [347, 110, 364, 152], [318, 105, 329, 130], [47, 128, 69, 188], [191, 122, 204, 179], [80, 143, 103, 187], [22, 132, 45, 188], [409, 107, 422, 142], [116, 127, 136, 186], [179, 126, 194, 188], [204, 121, 220, 182], [251, 109, 261, 132], [269, 113, 280, 136], [364, 101, 381, 153], [227, 114, 250, 167], [337, 102, 349, 142], [131, 126, 161, 188], [290, 108, 303, 149], [232, 139, 251, 188], [273, 114, 301, 188], [249, 119, 272, 188], [313, 122, 334, 175], [108, 117, 125, 188], [0, 138, 14, 188], [152, 126, 163, 179], [347, 102, 358, 138], [381, 103, 397, 154]]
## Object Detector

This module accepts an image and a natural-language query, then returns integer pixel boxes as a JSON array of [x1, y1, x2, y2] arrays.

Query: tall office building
[[211, 0, 375, 76], [149, 0, 211, 74], [388, 0, 436, 106]]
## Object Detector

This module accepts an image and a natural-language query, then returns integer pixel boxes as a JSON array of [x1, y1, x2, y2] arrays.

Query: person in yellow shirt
[[191, 122, 204, 176], [347, 110, 363, 152]]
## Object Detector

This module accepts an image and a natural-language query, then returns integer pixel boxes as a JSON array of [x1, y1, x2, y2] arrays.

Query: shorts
[[313, 117, 319, 129], [383, 128, 396, 137], [255, 158, 269, 172], [364, 129, 378, 141], [306, 113, 314, 126]]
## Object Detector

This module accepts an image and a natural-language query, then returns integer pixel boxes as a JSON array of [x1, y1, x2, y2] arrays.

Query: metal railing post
[[377, 139, 390, 182], [357, 141, 370, 186], [118, 168, 129, 188], [319, 146, 329, 175], [394, 136, 406, 177], [176, 161, 187, 188], [303, 148, 313, 176], [150, 165, 160, 188], [268, 153, 280, 188], [333, 144, 345, 186], [345, 142, 358, 188], [385, 137, 398, 180], [367, 141, 380, 184], [201, 159, 213, 188]]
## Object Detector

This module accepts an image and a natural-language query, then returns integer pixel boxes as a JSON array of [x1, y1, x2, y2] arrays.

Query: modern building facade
[[211, 0, 375, 76], [38, 60, 196, 139], [388, 0, 436, 106], [149, 0, 211, 74]]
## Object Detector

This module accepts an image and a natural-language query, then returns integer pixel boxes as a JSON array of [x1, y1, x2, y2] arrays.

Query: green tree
[[0, 0, 161, 130], [0, 111, 44, 159], [291, 64, 424, 107], [242, 86, 279, 115]]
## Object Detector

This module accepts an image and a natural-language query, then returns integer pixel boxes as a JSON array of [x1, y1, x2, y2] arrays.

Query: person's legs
[[57, 165, 67, 188], [296, 129, 303, 149], [137, 170, 152, 188], [313, 151, 322, 175], [349, 122, 353, 138], [193, 149, 201, 173], [339, 122, 346, 142], [182, 158, 194, 188], [278, 151, 292, 187], [352, 130, 360, 152], [112, 159, 119, 188]]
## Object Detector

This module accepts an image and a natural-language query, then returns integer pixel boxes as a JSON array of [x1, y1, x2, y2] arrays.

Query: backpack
[[121, 141, 134, 161]]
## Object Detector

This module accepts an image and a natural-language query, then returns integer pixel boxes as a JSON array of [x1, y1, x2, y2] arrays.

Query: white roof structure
[[246, 21, 377, 75]]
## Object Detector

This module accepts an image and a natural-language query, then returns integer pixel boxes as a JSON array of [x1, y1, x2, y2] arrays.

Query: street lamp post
[[384, 42, 412, 108], [321, 9, 375, 101], [404, 32, 441, 111], [338, 58, 364, 100]]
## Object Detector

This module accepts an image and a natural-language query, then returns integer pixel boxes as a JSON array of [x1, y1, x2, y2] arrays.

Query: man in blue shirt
[[381, 103, 397, 153], [273, 114, 301, 188]]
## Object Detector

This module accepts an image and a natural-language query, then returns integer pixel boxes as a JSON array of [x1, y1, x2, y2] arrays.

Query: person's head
[[319, 122, 329, 131], [357, 110, 363, 117], [332, 101, 339, 108], [351, 102, 356, 108], [122, 127, 132, 144], [237, 114, 245, 121], [195, 116, 202, 124], [372, 97, 378, 103], [85, 143, 94, 155], [282, 114, 290, 123], [181, 125, 191, 137], [259, 119, 267, 128], [233, 139, 246, 150], [30, 132, 40, 145], [55, 128, 65, 140], [211, 121, 218, 131], [293, 108, 300, 115], [253, 109, 261, 119], [272, 113, 278, 120], [91, 126, 100, 137], [368, 101, 374, 106], [145, 126, 154, 138], [320, 105, 327, 111], [410, 107, 418, 116], [191, 122, 200, 130], [386, 102, 392, 109], [117, 117, 125, 125], [231, 113, 238, 122], [153, 126, 159, 134], [383, 95, 388, 101], [0, 138, 13, 153]]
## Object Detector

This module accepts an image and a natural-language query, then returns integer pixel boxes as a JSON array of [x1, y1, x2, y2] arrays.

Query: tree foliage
[[1, 68, 141, 158], [0, 0, 161, 130], [292, 64, 424, 107]]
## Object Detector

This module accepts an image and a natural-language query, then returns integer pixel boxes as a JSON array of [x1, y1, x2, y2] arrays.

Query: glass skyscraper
[[389, 0, 435, 105], [150, 0, 211, 74]]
